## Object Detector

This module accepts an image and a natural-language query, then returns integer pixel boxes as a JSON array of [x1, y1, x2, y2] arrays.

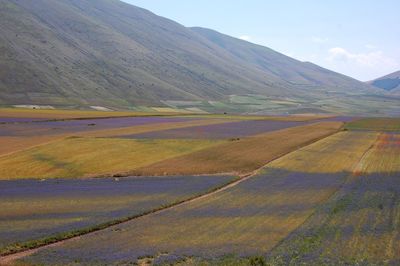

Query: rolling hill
[[0, 0, 397, 114], [368, 71, 400, 95]]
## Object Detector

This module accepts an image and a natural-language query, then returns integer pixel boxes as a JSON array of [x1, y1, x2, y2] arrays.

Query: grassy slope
[[369, 70, 400, 94], [191, 27, 375, 94], [0, 0, 385, 111], [0, 0, 278, 106]]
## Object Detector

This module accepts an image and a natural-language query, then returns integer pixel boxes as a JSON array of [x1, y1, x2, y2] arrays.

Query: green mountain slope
[[0, 0, 395, 114]]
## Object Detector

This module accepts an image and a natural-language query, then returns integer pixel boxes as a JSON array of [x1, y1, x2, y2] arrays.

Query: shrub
[[249, 256, 266, 266]]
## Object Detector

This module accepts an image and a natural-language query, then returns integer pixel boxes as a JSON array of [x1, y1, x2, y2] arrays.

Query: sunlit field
[[266, 133, 400, 265], [0, 175, 234, 256], [0, 137, 222, 179], [1, 0, 399, 264], [15, 126, 384, 265], [132, 122, 343, 176], [345, 117, 400, 131], [0, 108, 398, 266]]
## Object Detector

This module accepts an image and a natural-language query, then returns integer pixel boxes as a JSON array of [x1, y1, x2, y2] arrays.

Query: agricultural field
[[0, 117, 199, 137], [132, 122, 343, 176], [0, 175, 234, 256], [268, 131, 378, 173], [163, 93, 400, 116], [265, 132, 400, 265], [120, 120, 307, 139], [0, 138, 222, 179], [0, 115, 234, 156], [18, 171, 346, 265], [0, 108, 399, 266], [13, 130, 380, 265], [0, 112, 342, 179], [345, 117, 400, 131], [0, 108, 185, 121]]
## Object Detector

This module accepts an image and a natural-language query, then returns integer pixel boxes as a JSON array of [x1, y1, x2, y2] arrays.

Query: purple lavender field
[[119, 120, 306, 139], [0, 175, 234, 253], [19, 169, 346, 265], [265, 172, 400, 265], [0, 117, 48, 123], [0, 116, 196, 137]]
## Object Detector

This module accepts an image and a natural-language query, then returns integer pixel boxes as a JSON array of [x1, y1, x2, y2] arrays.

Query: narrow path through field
[[0, 173, 255, 265], [0, 128, 343, 265]]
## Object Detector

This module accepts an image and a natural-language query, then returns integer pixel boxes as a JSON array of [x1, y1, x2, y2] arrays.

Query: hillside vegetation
[[1, 0, 397, 115]]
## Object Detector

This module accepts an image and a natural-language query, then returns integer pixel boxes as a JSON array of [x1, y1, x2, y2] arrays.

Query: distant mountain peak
[[369, 70, 400, 92]]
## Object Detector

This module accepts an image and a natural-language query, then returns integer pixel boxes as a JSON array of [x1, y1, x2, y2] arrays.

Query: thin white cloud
[[324, 47, 400, 80], [311, 36, 328, 43], [365, 44, 376, 50], [239, 35, 251, 41], [327, 47, 398, 68]]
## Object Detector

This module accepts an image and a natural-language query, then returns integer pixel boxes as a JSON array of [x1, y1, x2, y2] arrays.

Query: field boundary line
[[0, 127, 343, 265]]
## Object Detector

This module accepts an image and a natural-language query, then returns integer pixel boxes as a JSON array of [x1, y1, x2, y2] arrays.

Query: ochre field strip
[[0, 138, 224, 180], [0, 136, 62, 157], [0, 124, 343, 264], [0, 108, 334, 122], [268, 131, 379, 173], [130, 122, 344, 176], [0, 108, 185, 120]]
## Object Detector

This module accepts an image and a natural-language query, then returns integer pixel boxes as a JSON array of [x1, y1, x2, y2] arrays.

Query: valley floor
[[0, 109, 398, 265]]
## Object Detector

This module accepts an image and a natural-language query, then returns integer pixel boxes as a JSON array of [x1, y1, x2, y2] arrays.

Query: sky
[[122, 0, 400, 81]]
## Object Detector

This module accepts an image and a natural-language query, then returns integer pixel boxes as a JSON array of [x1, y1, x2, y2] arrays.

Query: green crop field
[[345, 117, 400, 131]]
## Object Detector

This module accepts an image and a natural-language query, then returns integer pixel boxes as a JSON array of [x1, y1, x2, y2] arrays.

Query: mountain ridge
[[368, 70, 400, 95], [0, 0, 396, 115], [191, 27, 376, 92]]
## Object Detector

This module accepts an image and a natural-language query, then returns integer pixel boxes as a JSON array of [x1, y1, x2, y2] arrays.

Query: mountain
[[191, 27, 373, 93], [0, 0, 395, 114], [368, 71, 400, 95]]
